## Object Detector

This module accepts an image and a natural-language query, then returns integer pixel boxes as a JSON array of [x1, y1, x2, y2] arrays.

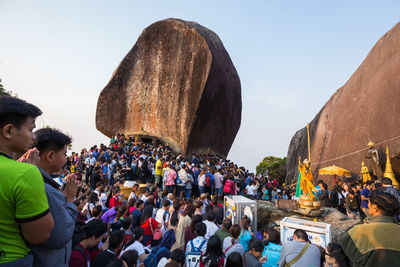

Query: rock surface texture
[[287, 22, 400, 187], [96, 18, 241, 157]]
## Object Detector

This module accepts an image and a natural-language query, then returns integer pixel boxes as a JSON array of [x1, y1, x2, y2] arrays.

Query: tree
[[256, 156, 287, 184], [0, 79, 10, 96]]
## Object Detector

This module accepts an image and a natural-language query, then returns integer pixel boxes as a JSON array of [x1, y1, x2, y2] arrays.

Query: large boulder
[[287, 22, 400, 186], [96, 18, 241, 158]]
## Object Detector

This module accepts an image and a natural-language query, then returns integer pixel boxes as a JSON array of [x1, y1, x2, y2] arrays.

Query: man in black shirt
[[93, 230, 125, 267], [90, 166, 102, 190]]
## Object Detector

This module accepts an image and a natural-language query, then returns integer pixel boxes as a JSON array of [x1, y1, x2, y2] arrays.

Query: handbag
[[150, 217, 162, 240]]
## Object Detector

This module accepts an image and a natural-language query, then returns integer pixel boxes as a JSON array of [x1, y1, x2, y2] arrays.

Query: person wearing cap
[[243, 239, 266, 267], [340, 191, 400, 266]]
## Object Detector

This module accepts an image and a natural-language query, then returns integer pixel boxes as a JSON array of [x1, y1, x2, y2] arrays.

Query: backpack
[[186, 239, 206, 267], [204, 175, 211, 187], [223, 180, 234, 194], [143, 247, 167, 267]]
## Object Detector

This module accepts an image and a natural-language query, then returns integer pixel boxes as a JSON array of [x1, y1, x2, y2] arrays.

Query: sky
[[1, 1, 400, 172]]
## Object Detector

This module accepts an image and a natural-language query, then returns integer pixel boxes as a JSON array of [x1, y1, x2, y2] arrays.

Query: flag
[[295, 172, 302, 198]]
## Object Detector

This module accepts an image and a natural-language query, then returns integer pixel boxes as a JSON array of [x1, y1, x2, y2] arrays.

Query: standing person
[[109, 187, 122, 209], [198, 169, 206, 194], [222, 224, 244, 259], [378, 177, 400, 205], [215, 218, 232, 242], [172, 204, 195, 250], [323, 243, 350, 267], [0, 96, 54, 265], [261, 227, 282, 267], [121, 227, 149, 264], [155, 156, 164, 188], [340, 191, 400, 266], [155, 200, 171, 234], [199, 235, 224, 267], [214, 169, 224, 200], [239, 216, 253, 252], [30, 128, 79, 267], [225, 252, 243, 267], [278, 229, 321, 267], [85, 153, 96, 185], [320, 183, 331, 207], [165, 164, 176, 195], [90, 166, 102, 190], [360, 180, 373, 218], [203, 210, 219, 240], [140, 205, 161, 246]]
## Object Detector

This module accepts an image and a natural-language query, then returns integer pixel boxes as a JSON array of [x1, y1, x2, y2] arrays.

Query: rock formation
[[96, 18, 241, 158], [287, 22, 400, 187]]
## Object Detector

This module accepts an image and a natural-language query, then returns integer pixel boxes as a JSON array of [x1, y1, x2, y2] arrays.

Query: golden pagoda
[[383, 145, 399, 186]]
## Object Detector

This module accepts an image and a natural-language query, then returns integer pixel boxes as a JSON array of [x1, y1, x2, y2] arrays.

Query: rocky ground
[[257, 200, 360, 242]]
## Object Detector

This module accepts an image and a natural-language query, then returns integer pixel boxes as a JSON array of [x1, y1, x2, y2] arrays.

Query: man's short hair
[[0, 96, 42, 129], [248, 238, 264, 252], [366, 180, 373, 186], [34, 128, 72, 154], [294, 229, 309, 242], [194, 222, 207, 237], [170, 248, 185, 264], [84, 219, 107, 239], [381, 177, 393, 185], [108, 230, 125, 250], [206, 210, 216, 222], [163, 199, 171, 208]]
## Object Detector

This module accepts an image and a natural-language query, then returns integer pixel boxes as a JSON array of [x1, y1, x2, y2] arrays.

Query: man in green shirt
[[215, 218, 232, 242], [0, 96, 54, 265]]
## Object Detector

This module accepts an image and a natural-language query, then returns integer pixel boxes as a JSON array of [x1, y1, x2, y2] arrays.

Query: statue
[[360, 161, 372, 184], [298, 157, 317, 196], [365, 141, 383, 179]]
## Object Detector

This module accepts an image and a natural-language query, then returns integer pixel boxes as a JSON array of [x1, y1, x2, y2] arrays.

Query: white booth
[[224, 195, 257, 232], [280, 217, 331, 248]]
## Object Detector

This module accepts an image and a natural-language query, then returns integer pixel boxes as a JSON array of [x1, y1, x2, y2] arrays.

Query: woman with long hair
[[200, 235, 224, 267], [140, 205, 161, 246], [222, 224, 244, 259], [184, 215, 203, 251], [225, 252, 243, 267], [239, 215, 253, 252], [171, 204, 196, 250]]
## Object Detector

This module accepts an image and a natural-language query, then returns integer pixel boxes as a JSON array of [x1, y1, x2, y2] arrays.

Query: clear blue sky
[[1, 1, 399, 172]]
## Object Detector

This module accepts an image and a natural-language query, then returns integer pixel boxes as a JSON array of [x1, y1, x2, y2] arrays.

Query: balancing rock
[[96, 18, 241, 157]]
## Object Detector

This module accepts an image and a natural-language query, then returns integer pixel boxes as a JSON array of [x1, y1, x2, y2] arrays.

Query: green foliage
[[256, 156, 287, 183], [0, 79, 10, 96]]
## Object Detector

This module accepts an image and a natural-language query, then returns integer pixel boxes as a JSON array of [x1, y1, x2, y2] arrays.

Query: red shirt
[[141, 217, 160, 235], [109, 196, 121, 209], [69, 244, 89, 267]]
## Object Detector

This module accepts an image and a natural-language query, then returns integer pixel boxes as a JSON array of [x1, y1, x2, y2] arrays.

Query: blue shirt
[[239, 230, 252, 252], [361, 188, 370, 208], [262, 242, 282, 267]]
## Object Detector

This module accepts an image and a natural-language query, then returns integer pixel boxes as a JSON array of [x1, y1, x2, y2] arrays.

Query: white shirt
[[128, 192, 137, 202], [155, 208, 166, 224], [246, 185, 256, 196], [85, 157, 96, 166], [121, 240, 146, 264], [203, 220, 218, 240], [99, 193, 108, 209], [199, 174, 206, 187]]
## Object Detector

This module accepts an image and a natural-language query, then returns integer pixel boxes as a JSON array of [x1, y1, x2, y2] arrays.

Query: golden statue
[[383, 145, 399, 187], [360, 161, 371, 184], [298, 157, 317, 196], [365, 141, 383, 179]]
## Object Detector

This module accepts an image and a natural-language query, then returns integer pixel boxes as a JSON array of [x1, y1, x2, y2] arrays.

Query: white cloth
[[203, 220, 218, 240], [121, 240, 146, 264], [198, 174, 206, 187], [157, 257, 169, 267], [99, 193, 107, 209]]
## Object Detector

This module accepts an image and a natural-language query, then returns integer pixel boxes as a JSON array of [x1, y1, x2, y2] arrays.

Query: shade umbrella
[[319, 165, 351, 177]]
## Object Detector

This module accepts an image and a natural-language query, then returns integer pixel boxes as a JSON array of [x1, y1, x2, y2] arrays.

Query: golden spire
[[383, 145, 399, 186]]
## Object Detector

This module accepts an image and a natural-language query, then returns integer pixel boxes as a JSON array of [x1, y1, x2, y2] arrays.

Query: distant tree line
[[256, 156, 286, 184]]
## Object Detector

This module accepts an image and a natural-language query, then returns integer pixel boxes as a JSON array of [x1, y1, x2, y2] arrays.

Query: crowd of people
[[1, 95, 400, 267]]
